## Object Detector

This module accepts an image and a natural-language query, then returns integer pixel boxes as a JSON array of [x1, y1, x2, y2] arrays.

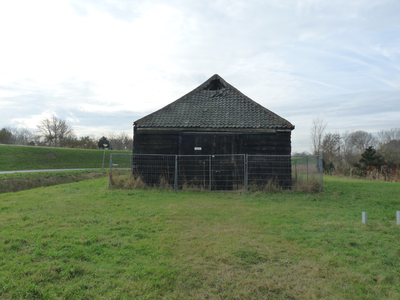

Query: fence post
[[209, 155, 212, 191], [244, 154, 248, 191], [102, 147, 106, 168], [362, 212, 367, 224], [319, 154, 323, 191], [130, 154, 133, 176], [174, 155, 178, 191], [396, 211, 400, 225], [109, 153, 113, 188], [307, 157, 309, 181]]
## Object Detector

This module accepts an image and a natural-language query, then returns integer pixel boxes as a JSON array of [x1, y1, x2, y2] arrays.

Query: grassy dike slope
[[0, 176, 400, 299], [0, 170, 107, 194], [0, 145, 130, 171]]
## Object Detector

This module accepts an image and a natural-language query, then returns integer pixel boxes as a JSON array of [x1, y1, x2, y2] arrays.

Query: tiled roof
[[134, 74, 294, 130]]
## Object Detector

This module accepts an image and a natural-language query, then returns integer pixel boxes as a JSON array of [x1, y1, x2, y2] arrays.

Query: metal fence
[[109, 154, 323, 192]]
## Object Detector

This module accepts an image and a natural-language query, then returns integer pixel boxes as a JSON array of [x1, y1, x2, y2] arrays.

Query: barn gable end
[[133, 74, 294, 156]]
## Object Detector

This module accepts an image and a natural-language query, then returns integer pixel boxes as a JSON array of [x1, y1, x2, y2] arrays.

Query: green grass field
[[1, 176, 399, 299], [0, 145, 130, 171]]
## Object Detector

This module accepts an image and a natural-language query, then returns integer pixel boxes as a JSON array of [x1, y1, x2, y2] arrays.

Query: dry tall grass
[[109, 172, 148, 190], [110, 171, 322, 193], [291, 178, 322, 193]]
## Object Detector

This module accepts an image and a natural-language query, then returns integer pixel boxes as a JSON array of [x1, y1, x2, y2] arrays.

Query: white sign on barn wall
[[194, 147, 202, 150]]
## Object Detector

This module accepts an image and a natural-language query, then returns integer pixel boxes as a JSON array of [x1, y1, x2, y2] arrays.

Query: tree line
[[0, 116, 133, 151], [308, 118, 400, 177]]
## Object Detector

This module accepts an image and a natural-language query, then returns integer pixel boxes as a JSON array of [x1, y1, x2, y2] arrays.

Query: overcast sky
[[1, 0, 399, 152]]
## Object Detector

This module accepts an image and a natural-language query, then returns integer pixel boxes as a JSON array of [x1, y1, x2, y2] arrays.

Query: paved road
[[0, 168, 102, 174]]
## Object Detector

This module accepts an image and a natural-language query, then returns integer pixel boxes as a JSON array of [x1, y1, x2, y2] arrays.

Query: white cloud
[[11, 110, 56, 129]]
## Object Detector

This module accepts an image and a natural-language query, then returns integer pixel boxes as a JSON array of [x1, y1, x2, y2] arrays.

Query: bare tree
[[346, 131, 376, 153], [10, 127, 36, 145], [108, 132, 133, 150], [342, 131, 357, 167], [322, 133, 341, 164], [377, 128, 400, 165], [341, 131, 377, 167], [379, 140, 400, 165], [377, 128, 400, 144], [310, 118, 327, 155], [0, 127, 38, 145], [37, 116, 74, 147]]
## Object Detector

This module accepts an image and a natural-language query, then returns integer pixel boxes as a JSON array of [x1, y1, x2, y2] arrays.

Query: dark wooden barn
[[132, 74, 295, 189]]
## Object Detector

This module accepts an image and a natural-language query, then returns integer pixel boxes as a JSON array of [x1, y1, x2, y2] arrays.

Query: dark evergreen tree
[[0, 128, 14, 144], [354, 146, 384, 175], [98, 136, 110, 149]]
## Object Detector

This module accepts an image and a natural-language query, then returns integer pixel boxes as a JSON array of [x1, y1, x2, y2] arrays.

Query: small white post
[[396, 211, 400, 225], [362, 212, 367, 224]]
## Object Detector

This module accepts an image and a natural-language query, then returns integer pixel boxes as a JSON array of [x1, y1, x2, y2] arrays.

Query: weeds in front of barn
[[292, 176, 322, 193], [1, 176, 400, 299], [109, 170, 322, 193]]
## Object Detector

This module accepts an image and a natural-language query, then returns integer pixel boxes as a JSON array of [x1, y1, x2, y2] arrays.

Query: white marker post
[[362, 212, 367, 224], [396, 211, 400, 225]]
